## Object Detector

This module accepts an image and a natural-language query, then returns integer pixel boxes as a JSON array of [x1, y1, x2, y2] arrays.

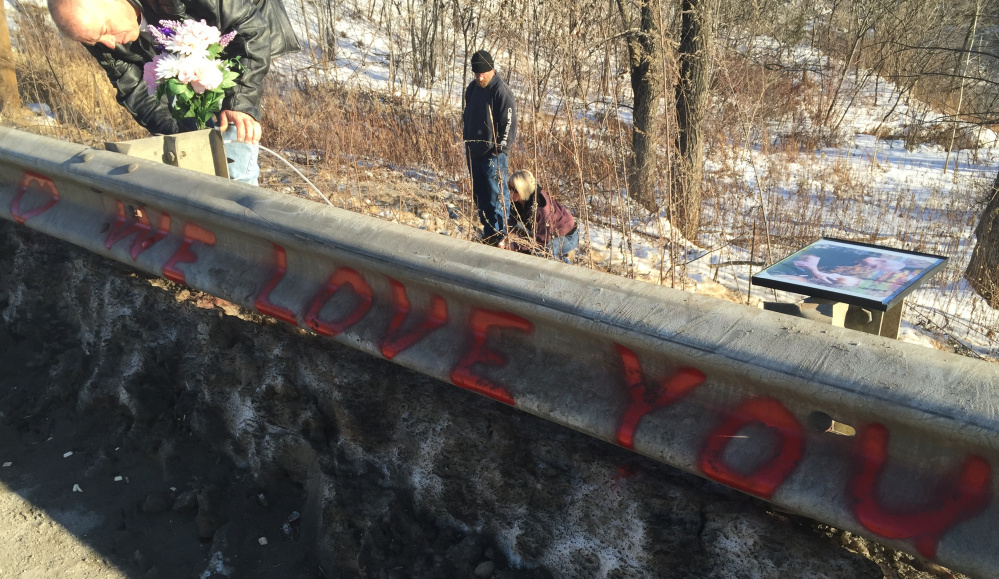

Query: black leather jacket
[[86, 0, 299, 134]]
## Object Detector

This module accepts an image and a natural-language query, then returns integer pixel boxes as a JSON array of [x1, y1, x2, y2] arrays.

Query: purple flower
[[142, 59, 158, 95], [158, 19, 183, 31], [219, 30, 237, 48], [148, 25, 173, 47]]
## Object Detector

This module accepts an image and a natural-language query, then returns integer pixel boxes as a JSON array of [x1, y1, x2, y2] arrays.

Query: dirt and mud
[[0, 211, 968, 578]]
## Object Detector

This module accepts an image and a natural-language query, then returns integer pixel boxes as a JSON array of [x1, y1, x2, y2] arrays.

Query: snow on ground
[[263, 3, 999, 359], [9, 0, 996, 358]]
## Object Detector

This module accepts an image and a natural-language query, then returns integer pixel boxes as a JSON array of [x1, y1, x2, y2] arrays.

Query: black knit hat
[[471, 50, 494, 74]]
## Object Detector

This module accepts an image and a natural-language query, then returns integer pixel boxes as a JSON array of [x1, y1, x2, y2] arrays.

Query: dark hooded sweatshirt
[[462, 73, 517, 161]]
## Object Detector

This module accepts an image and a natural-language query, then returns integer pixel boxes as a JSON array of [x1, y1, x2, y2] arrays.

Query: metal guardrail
[[2, 127, 998, 577]]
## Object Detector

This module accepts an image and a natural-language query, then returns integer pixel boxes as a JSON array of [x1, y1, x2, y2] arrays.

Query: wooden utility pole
[[0, 0, 21, 114]]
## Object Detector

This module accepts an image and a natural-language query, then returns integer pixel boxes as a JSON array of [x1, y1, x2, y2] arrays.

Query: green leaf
[[196, 110, 211, 129], [165, 79, 194, 100], [165, 79, 183, 95]]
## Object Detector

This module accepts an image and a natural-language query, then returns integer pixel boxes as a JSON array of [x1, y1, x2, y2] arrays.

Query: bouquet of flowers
[[143, 19, 241, 130]]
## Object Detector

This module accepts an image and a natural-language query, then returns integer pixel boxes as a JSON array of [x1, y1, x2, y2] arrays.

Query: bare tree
[[943, 0, 981, 172], [967, 171, 999, 308], [452, 0, 478, 101], [616, 0, 663, 212], [407, 0, 445, 88], [309, 0, 339, 67], [672, 0, 714, 240]]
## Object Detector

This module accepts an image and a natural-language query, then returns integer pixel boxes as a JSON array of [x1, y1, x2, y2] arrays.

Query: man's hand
[[218, 110, 261, 144]]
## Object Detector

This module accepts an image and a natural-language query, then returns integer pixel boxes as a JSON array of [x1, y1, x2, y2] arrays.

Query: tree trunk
[[0, 0, 21, 114], [966, 170, 999, 308], [672, 0, 713, 240], [617, 0, 662, 213], [944, 0, 980, 174]]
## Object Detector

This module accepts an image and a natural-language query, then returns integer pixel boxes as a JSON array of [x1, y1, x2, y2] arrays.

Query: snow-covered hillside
[[259, 0, 999, 359], [7, 0, 996, 358]]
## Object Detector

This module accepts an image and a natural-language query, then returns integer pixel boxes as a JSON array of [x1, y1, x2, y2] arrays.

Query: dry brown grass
[[259, 71, 639, 260], [4, 5, 996, 359], [5, 4, 144, 144]]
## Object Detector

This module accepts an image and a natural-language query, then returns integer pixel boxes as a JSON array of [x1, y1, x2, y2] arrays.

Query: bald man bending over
[[48, 0, 299, 185]]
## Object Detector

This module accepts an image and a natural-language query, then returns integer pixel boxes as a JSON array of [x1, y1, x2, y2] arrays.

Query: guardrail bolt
[[81, 152, 94, 163], [127, 163, 139, 173], [808, 411, 833, 432], [165, 152, 177, 163]]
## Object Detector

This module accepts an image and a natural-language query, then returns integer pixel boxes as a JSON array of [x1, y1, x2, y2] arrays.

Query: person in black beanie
[[463, 49, 517, 246]]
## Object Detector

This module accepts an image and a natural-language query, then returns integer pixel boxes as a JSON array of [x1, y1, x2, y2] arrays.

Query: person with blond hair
[[507, 170, 578, 263]]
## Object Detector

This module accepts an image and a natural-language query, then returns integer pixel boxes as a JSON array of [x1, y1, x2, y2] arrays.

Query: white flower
[[154, 53, 183, 80], [176, 56, 225, 94], [164, 19, 220, 56], [190, 60, 225, 94]]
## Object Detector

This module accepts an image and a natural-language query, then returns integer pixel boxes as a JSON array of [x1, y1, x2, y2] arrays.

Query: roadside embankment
[[0, 216, 962, 578]]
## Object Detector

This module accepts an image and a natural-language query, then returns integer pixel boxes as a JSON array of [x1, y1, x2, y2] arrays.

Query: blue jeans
[[469, 153, 509, 240], [545, 227, 580, 263], [220, 125, 260, 186]]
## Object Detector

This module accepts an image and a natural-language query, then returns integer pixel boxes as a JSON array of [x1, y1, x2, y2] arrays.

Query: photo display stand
[[751, 238, 947, 338]]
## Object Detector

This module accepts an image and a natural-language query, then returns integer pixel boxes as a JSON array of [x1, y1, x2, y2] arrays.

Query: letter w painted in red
[[11, 172, 59, 224], [380, 278, 448, 359], [849, 423, 992, 560], [105, 200, 170, 260], [450, 309, 533, 406], [614, 344, 705, 449]]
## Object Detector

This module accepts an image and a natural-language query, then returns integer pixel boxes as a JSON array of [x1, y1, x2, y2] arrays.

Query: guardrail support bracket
[[105, 129, 229, 179]]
